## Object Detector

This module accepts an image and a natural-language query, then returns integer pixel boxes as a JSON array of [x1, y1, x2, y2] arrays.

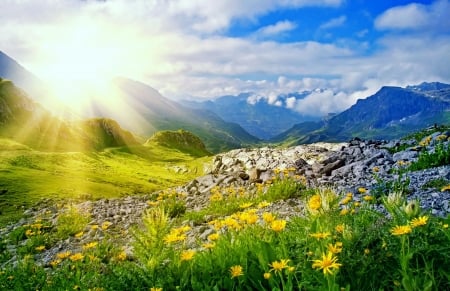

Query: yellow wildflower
[[240, 212, 258, 225], [308, 194, 322, 211], [340, 196, 352, 205], [230, 265, 244, 278], [116, 251, 127, 261], [310, 232, 331, 240], [207, 233, 220, 241], [90, 224, 99, 230], [147, 201, 159, 207], [202, 243, 215, 250], [335, 224, 345, 233], [363, 195, 374, 202], [101, 221, 112, 230], [57, 251, 72, 260], [270, 220, 287, 233], [69, 253, 84, 262], [74, 231, 84, 238], [443, 224, 449, 229], [327, 242, 343, 254], [209, 193, 223, 202], [82, 241, 98, 250], [150, 288, 162, 291], [163, 232, 186, 244], [50, 259, 61, 267], [269, 259, 290, 273], [364, 248, 370, 255], [410, 216, 429, 227], [358, 187, 367, 194], [441, 185, 450, 192], [372, 166, 379, 172], [35, 245, 45, 252], [257, 201, 271, 209], [262, 212, 276, 224], [340, 208, 349, 216], [25, 229, 34, 237], [312, 252, 342, 275], [180, 250, 195, 261], [263, 272, 271, 279], [391, 225, 412, 236], [239, 202, 254, 209]]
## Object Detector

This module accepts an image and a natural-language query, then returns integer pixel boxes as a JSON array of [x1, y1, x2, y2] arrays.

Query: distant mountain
[[145, 129, 211, 157], [0, 78, 138, 151], [273, 82, 450, 145], [182, 93, 318, 140], [103, 78, 260, 153]]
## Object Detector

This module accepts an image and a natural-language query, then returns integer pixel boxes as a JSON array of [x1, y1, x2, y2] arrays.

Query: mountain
[[182, 92, 318, 140], [100, 78, 260, 153], [0, 78, 138, 151], [273, 82, 450, 145], [145, 129, 211, 157]]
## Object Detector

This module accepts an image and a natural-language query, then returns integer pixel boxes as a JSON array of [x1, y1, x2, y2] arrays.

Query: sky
[[0, 0, 449, 116]]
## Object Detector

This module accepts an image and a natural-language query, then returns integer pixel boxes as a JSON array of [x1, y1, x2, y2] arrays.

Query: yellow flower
[[443, 224, 449, 229], [230, 265, 244, 278], [50, 259, 61, 267], [116, 251, 127, 261], [35, 245, 46, 251], [340, 208, 349, 216], [180, 250, 195, 261], [90, 224, 99, 230], [372, 166, 379, 172], [269, 259, 290, 273], [327, 242, 343, 254], [25, 229, 34, 237], [288, 266, 295, 272], [363, 195, 374, 202], [163, 232, 186, 244], [410, 216, 429, 228], [335, 224, 345, 233], [312, 252, 342, 275], [257, 201, 271, 208], [69, 253, 84, 262], [270, 220, 287, 233], [74, 231, 84, 238], [310, 231, 331, 240], [239, 202, 253, 209], [82, 241, 98, 250], [391, 225, 412, 236], [57, 251, 72, 260], [207, 233, 220, 241], [308, 194, 322, 211], [101, 221, 112, 230], [209, 193, 223, 202], [340, 196, 352, 205], [358, 187, 367, 194], [202, 242, 215, 250], [441, 185, 450, 192], [364, 248, 370, 255], [147, 201, 159, 207], [262, 212, 276, 224], [150, 288, 163, 291]]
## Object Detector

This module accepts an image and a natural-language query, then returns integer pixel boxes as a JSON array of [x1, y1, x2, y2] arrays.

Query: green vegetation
[[1, 174, 450, 290], [0, 140, 208, 226], [145, 129, 211, 157], [409, 142, 450, 171]]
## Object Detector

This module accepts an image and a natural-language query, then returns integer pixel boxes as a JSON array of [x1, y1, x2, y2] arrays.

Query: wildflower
[[340, 208, 349, 216], [403, 200, 420, 218], [335, 224, 345, 233], [270, 220, 287, 233], [441, 185, 450, 192], [74, 231, 84, 238], [69, 253, 84, 262], [443, 224, 449, 229], [364, 248, 370, 255], [262, 212, 276, 224], [310, 232, 331, 240], [307, 251, 314, 256], [327, 242, 343, 254], [410, 216, 429, 227], [263, 272, 271, 279], [257, 201, 271, 209], [269, 259, 290, 273], [73, 285, 80, 290], [230, 265, 244, 278], [372, 166, 380, 172], [116, 251, 127, 261], [163, 232, 186, 244], [8, 276, 14, 280], [363, 195, 374, 202], [35, 245, 46, 252], [207, 233, 220, 241], [354, 202, 361, 207], [90, 224, 99, 230], [150, 288, 162, 291], [209, 193, 223, 202], [25, 229, 34, 237], [82, 241, 98, 250], [50, 259, 61, 267], [180, 250, 195, 261], [358, 187, 367, 194], [57, 251, 72, 260], [390, 225, 412, 236], [340, 196, 352, 205], [202, 243, 215, 250], [308, 194, 322, 211], [239, 202, 253, 209], [101, 221, 112, 230], [147, 201, 159, 207], [312, 252, 342, 275]]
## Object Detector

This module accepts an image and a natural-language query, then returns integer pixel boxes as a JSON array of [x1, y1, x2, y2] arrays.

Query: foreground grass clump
[[2, 173, 450, 290]]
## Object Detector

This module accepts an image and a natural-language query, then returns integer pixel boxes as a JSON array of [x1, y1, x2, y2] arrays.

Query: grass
[[0, 140, 209, 227]]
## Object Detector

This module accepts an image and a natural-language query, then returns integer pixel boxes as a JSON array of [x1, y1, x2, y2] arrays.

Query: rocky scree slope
[[2, 131, 450, 267]]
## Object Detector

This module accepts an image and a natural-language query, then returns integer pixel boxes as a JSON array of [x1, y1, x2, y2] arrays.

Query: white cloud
[[375, 0, 450, 31], [256, 20, 297, 36], [319, 15, 347, 30]]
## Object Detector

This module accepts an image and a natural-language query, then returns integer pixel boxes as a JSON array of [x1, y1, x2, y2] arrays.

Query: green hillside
[[145, 129, 211, 157]]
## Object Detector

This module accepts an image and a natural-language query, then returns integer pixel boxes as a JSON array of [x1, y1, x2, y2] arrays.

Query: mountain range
[[1, 49, 450, 151]]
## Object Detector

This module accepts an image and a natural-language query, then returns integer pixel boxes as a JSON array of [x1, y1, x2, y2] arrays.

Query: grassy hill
[[145, 129, 211, 157], [0, 140, 210, 226]]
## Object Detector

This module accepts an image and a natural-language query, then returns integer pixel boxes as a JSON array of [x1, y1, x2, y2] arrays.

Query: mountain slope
[[273, 82, 450, 145], [145, 129, 211, 157], [182, 93, 317, 139], [0, 78, 138, 151]]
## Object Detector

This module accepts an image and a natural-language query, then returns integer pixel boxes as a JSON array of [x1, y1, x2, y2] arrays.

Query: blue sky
[[0, 0, 449, 116]]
